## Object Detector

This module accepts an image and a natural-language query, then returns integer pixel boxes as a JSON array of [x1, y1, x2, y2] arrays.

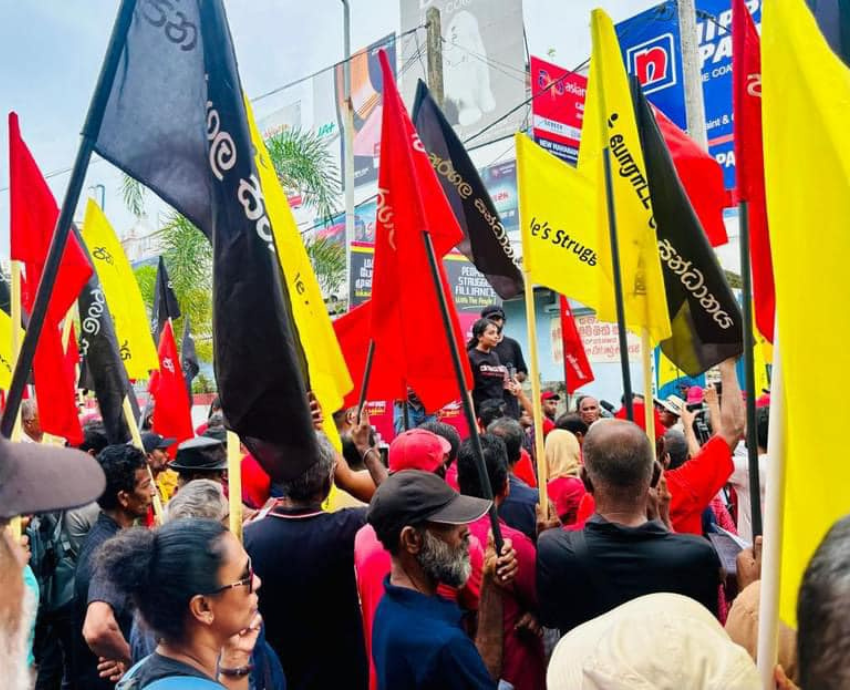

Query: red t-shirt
[[666, 436, 734, 535], [513, 448, 537, 488], [353, 524, 483, 690], [543, 417, 556, 437], [468, 515, 545, 690], [615, 400, 667, 441], [548, 475, 586, 525], [241, 453, 271, 509]]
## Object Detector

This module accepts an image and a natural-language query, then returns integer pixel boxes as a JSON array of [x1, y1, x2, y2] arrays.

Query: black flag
[[632, 80, 743, 375], [151, 255, 180, 342], [412, 80, 524, 299], [92, 1, 317, 480], [78, 271, 132, 445], [181, 314, 200, 402]]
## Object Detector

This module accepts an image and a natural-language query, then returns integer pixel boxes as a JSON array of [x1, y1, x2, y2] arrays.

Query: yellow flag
[[81, 200, 159, 379], [656, 347, 682, 392], [0, 309, 22, 390], [763, 0, 850, 625], [516, 133, 612, 313], [244, 98, 352, 452], [578, 9, 670, 343]]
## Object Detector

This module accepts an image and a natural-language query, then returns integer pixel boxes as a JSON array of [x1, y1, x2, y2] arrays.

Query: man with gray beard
[[0, 437, 105, 689], [368, 471, 510, 690]]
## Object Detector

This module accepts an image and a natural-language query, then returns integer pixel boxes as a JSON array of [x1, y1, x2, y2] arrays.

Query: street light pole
[[341, 0, 355, 307]]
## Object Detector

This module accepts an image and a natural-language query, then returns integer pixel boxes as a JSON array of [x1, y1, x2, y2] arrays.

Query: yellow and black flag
[[632, 83, 743, 375], [91, 1, 318, 480]]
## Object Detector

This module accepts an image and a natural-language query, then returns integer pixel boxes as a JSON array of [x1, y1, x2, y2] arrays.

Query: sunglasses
[[207, 556, 253, 595]]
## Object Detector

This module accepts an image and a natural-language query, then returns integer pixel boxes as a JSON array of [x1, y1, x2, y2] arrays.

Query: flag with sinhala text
[[632, 80, 743, 376], [559, 296, 594, 394], [369, 49, 472, 411], [578, 9, 670, 344], [77, 261, 132, 444], [81, 199, 159, 379], [412, 80, 524, 299], [762, 0, 850, 626], [733, 0, 776, 343], [149, 321, 193, 447], [9, 112, 90, 444], [152, 256, 181, 344], [91, 1, 318, 480]]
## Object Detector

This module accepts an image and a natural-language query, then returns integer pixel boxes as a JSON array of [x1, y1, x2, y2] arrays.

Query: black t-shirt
[[72, 511, 132, 690], [127, 653, 219, 688], [467, 347, 508, 413], [494, 337, 526, 419], [494, 336, 527, 376], [244, 505, 368, 690], [537, 515, 722, 633]]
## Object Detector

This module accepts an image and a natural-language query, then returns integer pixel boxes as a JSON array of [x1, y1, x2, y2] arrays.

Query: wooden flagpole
[[756, 333, 784, 689], [227, 431, 243, 542], [122, 396, 163, 524], [642, 329, 655, 450], [523, 276, 549, 519]]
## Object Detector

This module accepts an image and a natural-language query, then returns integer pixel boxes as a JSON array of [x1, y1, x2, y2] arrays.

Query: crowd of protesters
[[0, 306, 847, 690]]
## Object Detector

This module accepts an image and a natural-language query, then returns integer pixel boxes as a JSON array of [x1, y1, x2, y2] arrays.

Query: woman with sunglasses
[[97, 518, 262, 689]]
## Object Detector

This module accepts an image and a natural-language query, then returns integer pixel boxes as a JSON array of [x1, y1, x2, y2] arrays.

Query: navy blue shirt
[[372, 577, 496, 690], [498, 474, 538, 541]]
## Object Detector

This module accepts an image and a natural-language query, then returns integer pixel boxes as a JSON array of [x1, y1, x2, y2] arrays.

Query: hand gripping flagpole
[[422, 231, 504, 553], [1, 0, 138, 439]]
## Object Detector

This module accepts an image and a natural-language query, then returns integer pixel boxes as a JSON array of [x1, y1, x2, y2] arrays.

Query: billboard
[[400, 0, 527, 146], [529, 56, 588, 164], [334, 35, 397, 189], [478, 159, 519, 239], [616, 0, 763, 188]]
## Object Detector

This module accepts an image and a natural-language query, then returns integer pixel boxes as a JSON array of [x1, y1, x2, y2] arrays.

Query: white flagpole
[[756, 331, 784, 689]]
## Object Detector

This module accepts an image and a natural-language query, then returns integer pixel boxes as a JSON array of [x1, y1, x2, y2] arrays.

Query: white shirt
[[730, 444, 767, 544]]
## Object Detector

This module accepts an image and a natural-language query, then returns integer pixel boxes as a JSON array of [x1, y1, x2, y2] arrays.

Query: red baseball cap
[[541, 391, 561, 402], [389, 429, 452, 474]]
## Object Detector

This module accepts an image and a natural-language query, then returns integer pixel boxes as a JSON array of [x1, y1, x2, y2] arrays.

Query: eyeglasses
[[207, 556, 253, 595]]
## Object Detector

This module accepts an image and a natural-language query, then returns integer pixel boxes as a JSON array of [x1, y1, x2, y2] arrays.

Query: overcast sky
[[0, 0, 657, 258]]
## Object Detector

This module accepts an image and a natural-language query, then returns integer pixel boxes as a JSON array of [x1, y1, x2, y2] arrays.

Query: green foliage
[[134, 264, 157, 309], [264, 127, 340, 222], [192, 372, 216, 394], [304, 235, 346, 297], [121, 175, 147, 218]]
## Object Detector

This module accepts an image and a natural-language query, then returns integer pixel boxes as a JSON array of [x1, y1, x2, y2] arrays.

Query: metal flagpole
[[602, 148, 634, 421], [1, 0, 138, 438], [739, 200, 763, 537], [422, 231, 503, 551]]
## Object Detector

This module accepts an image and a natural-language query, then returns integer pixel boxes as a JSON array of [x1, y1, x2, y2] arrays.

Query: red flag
[[653, 107, 729, 247], [149, 321, 193, 446], [369, 50, 472, 411], [559, 296, 594, 394], [9, 112, 91, 444], [63, 324, 80, 388], [733, 0, 776, 342], [332, 301, 404, 409]]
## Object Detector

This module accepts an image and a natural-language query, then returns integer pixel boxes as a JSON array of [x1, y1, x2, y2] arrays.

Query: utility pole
[[677, 0, 708, 147], [341, 0, 355, 305], [426, 7, 444, 106]]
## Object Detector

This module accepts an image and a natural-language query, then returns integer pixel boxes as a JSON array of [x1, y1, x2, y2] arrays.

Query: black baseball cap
[[480, 305, 505, 321], [0, 437, 105, 519], [367, 470, 491, 543], [140, 432, 177, 455], [170, 436, 227, 472]]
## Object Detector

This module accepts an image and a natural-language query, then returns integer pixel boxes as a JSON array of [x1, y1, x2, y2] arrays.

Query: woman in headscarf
[[544, 429, 585, 525]]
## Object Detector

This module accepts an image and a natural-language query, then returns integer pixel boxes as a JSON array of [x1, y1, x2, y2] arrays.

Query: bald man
[[577, 396, 601, 426], [536, 420, 722, 634]]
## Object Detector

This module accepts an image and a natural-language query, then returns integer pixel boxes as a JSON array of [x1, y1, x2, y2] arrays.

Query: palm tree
[[124, 125, 346, 364]]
